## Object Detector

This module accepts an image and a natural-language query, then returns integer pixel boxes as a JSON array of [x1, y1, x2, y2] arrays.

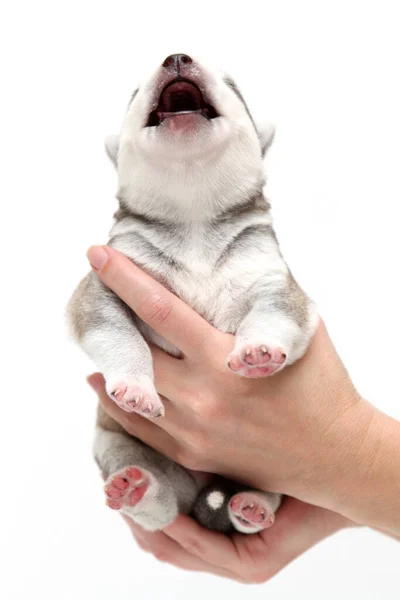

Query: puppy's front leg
[[228, 274, 317, 378], [68, 273, 163, 417]]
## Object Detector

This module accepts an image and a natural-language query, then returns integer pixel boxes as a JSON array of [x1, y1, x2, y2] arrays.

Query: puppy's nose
[[162, 54, 193, 69]]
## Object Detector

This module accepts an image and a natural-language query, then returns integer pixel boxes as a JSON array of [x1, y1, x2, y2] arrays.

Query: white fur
[[109, 56, 271, 223], [70, 55, 317, 534], [206, 491, 225, 511], [93, 428, 195, 531]]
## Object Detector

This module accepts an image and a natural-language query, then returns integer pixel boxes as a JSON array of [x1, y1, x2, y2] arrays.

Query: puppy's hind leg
[[228, 490, 282, 534], [95, 407, 200, 531]]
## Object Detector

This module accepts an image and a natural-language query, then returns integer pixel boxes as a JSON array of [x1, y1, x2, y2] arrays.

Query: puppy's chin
[[136, 121, 229, 163]]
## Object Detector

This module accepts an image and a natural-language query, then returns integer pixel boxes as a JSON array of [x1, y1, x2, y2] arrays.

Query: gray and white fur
[[67, 53, 317, 534]]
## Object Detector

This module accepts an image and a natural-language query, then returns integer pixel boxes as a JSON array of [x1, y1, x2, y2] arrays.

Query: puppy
[[68, 53, 317, 533]]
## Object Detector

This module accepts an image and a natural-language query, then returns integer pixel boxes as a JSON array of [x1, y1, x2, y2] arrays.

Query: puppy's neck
[[116, 153, 265, 224]]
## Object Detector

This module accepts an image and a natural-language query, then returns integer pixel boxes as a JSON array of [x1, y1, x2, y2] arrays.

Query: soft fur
[[67, 54, 317, 533]]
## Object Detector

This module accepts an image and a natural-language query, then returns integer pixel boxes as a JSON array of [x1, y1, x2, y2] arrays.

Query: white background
[[1, 1, 399, 598]]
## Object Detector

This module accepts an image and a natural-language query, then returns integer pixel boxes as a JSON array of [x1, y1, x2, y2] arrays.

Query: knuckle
[[191, 392, 221, 423], [141, 292, 173, 326], [179, 537, 204, 556], [153, 551, 170, 563], [136, 538, 150, 553], [245, 570, 272, 585], [151, 546, 171, 564]]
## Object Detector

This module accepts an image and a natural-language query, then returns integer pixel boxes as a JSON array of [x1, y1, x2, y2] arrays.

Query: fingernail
[[87, 246, 108, 271]]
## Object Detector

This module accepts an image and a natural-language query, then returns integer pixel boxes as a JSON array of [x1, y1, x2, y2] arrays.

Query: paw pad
[[229, 492, 275, 532], [106, 375, 165, 418], [227, 343, 287, 378], [104, 467, 149, 511]]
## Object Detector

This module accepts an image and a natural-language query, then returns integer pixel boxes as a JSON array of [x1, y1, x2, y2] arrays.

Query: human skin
[[86, 245, 400, 575], [88, 373, 353, 584], [123, 497, 352, 583]]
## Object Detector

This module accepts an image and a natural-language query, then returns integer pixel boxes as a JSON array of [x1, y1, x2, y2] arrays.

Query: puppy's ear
[[258, 123, 275, 157], [104, 134, 119, 168]]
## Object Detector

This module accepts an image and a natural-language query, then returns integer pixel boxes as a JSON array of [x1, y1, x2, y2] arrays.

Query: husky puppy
[[68, 54, 317, 534]]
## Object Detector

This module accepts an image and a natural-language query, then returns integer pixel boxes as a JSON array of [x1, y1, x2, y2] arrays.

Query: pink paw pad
[[227, 344, 287, 378], [229, 493, 275, 530], [104, 467, 149, 511], [107, 376, 165, 418]]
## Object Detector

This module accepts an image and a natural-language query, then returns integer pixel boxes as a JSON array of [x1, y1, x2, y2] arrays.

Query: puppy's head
[[107, 53, 274, 165], [106, 54, 274, 209]]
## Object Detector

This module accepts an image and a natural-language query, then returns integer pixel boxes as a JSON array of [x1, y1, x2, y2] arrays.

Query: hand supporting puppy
[[87, 245, 400, 541], [122, 499, 352, 584]]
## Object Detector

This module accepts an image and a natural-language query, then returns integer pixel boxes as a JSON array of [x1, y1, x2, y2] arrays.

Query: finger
[[122, 515, 245, 581], [87, 373, 179, 460], [163, 502, 349, 585], [257, 496, 346, 554], [150, 344, 189, 400], [149, 344, 206, 424], [164, 515, 242, 572], [232, 498, 349, 583], [86, 246, 218, 359]]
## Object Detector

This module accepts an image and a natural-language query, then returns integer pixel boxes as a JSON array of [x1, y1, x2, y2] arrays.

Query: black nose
[[162, 54, 193, 69]]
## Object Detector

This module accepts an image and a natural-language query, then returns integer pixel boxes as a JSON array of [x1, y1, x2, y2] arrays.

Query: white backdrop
[[1, 1, 400, 598]]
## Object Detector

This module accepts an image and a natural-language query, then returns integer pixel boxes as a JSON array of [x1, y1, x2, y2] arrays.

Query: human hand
[[121, 497, 353, 583], [87, 245, 395, 532]]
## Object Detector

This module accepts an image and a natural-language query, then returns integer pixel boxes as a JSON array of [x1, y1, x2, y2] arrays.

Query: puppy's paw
[[105, 467, 150, 510], [106, 374, 164, 418], [227, 342, 287, 378], [228, 491, 276, 534], [104, 466, 178, 531]]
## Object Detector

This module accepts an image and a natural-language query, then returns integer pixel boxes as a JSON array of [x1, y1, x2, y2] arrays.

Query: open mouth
[[146, 79, 219, 127]]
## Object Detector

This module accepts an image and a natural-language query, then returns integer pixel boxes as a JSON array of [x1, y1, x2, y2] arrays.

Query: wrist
[[322, 402, 400, 534]]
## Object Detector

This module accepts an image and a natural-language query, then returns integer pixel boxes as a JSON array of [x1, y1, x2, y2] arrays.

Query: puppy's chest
[[166, 253, 253, 333], [110, 222, 272, 333]]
